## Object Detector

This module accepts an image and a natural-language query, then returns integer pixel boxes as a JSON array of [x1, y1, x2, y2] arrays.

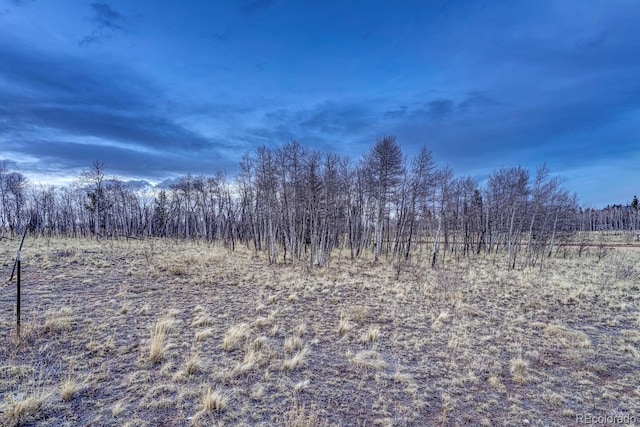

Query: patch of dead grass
[[202, 386, 228, 412], [222, 323, 251, 351], [283, 346, 310, 372], [149, 317, 178, 364], [349, 350, 387, 371]]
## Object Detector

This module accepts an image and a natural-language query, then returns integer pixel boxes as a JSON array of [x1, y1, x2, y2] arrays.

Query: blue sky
[[0, 0, 638, 207]]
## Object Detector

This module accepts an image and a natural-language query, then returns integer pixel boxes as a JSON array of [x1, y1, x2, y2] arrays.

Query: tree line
[[1, 138, 637, 268]]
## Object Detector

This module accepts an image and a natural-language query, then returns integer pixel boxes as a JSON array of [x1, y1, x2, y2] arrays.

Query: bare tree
[[363, 135, 405, 262], [0, 144, 589, 271], [79, 161, 111, 240]]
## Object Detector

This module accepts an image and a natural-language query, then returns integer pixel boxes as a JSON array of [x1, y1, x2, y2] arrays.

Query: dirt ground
[[1, 237, 639, 426]]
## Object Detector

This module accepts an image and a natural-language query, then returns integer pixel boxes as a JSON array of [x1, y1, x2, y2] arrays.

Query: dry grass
[[1, 385, 53, 425], [349, 350, 387, 371], [43, 306, 73, 333], [1, 235, 640, 425], [184, 354, 202, 376], [283, 346, 310, 372], [283, 402, 329, 427], [540, 323, 592, 348], [111, 400, 126, 417], [337, 317, 354, 336], [149, 318, 177, 364], [60, 376, 81, 402], [194, 327, 214, 342], [510, 356, 529, 385], [222, 323, 250, 351], [294, 379, 310, 393], [359, 325, 381, 344], [284, 336, 303, 353], [232, 348, 259, 376], [202, 386, 228, 412]]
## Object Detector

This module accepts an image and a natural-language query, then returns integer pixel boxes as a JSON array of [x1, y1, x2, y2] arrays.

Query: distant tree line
[[578, 203, 640, 232], [1, 138, 637, 268]]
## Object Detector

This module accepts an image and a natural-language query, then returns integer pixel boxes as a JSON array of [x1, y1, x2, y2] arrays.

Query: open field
[[1, 236, 639, 426]]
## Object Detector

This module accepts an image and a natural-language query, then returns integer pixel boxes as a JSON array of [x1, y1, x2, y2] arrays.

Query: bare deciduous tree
[[363, 135, 404, 262]]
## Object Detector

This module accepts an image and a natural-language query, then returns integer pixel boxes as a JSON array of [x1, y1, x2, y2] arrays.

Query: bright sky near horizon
[[0, 0, 639, 207]]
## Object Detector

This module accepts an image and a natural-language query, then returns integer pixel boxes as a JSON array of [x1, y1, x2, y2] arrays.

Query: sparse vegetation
[[283, 402, 329, 427], [222, 323, 250, 352], [283, 347, 310, 372], [149, 317, 177, 364], [1, 235, 640, 425], [202, 386, 228, 413], [349, 350, 387, 371], [510, 356, 529, 385], [358, 325, 381, 344], [60, 376, 81, 402]]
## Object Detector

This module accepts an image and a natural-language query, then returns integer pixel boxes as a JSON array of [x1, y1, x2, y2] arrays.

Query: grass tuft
[[359, 325, 380, 344], [185, 354, 202, 375], [349, 350, 387, 371], [222, 323, 251, 351], [111, 401, 126, 417], [202, 386, 228, 412], [3, 388, 53, 425], [337, 317, 354, 337], [283, 346, 310, 372], [283, 402, 329, 427], [44, 307, 74, 333], [60, 377, 81, 402], [510, 357, 529, 385], [149, 318, 177, 364], [542, 323, 591, 348], [284, 336, 303, 353], [195, 328, 214, 342]]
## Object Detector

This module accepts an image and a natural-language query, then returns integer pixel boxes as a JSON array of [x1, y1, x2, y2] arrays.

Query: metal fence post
[[17, 250, 21, 336], [10, 228, 27, 281]]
